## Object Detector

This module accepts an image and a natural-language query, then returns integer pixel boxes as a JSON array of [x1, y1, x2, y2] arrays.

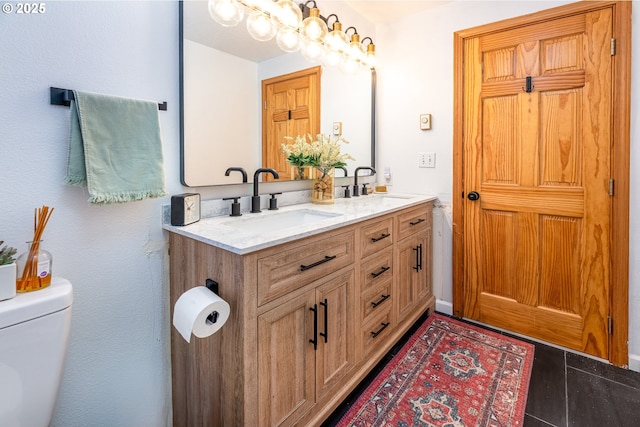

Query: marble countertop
[[163, 193, 437, 255]]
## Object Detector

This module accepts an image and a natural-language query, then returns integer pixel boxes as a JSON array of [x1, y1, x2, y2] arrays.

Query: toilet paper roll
[[173, 286, 230, 343]]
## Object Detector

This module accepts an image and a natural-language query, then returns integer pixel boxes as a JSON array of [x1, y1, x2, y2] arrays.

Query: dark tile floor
[[323, 311, 640, 427]]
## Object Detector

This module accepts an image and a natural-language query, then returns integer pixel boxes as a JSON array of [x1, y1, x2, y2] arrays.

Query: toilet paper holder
[[205, 279, 220, 324]]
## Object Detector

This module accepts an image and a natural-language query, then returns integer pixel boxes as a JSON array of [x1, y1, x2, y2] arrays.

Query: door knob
[[467, 191, 480, 201]]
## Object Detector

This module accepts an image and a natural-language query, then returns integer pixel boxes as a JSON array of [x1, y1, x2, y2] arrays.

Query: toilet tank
[[0, 277, 73, 427]]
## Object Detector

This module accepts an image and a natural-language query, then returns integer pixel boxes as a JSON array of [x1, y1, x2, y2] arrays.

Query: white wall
[[0, 2, 180, 426], [0, 1, 637, 426], [376, 0, 640, 367]]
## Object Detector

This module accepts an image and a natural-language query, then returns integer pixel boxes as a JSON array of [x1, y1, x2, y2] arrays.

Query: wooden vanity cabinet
[[395, 205, 433, 326], [168, 201, 435, 427]]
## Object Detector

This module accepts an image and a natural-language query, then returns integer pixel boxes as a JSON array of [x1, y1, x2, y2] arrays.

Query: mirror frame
[[178, 0, 376, 187]]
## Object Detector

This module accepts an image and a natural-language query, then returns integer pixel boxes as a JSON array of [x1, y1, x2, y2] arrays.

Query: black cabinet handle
[[319, 299, 328, 343], [370, 233, 390, 243], [309, 304, 318, 350], [300, 255, 336, 271], [413, 245, 420, 271], [418, 243, 423, 271], [409, 218, 425, 226], [371, 294, 390, 308], [371, 266, 390, 278], [371, 322, 390, 338]]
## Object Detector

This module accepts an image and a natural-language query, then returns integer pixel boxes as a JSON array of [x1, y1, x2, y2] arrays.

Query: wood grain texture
[[257, 229, 355, 306], [169, 202, 436, 426], [453, 1, 630, 366], [261, 66, 321, 181]]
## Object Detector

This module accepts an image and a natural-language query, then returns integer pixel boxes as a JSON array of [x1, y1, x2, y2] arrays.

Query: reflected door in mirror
[[262, 67, 321, 181]]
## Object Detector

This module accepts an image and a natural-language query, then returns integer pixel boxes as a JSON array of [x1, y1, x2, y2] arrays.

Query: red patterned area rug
[[337, 313, 534, 427]]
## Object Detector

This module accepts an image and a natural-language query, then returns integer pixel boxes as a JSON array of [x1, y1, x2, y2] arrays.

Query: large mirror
[[180, 0, 375, 186]]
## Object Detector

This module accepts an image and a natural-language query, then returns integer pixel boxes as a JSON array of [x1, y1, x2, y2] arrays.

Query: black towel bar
[[49, 87, 168, 111]]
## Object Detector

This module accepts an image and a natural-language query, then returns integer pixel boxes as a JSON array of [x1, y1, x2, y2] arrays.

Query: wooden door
[[257, 292, 316, 427], [460, 9, 614, 358], [262, 66, 321, 181], [315, 270, 355, 399]]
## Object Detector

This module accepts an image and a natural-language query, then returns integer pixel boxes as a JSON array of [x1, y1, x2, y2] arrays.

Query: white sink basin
[[222, 209, 342, 234]]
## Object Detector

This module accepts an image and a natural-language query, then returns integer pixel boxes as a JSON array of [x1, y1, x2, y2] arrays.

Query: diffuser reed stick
[[16, 205, 54, 292]]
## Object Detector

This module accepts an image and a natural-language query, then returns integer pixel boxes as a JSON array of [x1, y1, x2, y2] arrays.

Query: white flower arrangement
[[282, 133, 355, 176]]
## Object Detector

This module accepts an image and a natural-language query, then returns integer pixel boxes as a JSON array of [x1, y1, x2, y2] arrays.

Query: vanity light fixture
[[207, 0, 376, 70]]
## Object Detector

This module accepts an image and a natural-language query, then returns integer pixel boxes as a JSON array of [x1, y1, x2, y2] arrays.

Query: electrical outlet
[[384, 165, 392, 186], [419, 152, 436, 168]]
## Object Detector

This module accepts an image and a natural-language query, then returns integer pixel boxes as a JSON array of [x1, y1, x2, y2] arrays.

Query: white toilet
[[0, 277, 73, 427]]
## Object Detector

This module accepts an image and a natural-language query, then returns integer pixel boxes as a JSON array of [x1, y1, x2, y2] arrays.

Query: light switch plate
[[420, 114, 432, 130], [333, 122, 342, 135]]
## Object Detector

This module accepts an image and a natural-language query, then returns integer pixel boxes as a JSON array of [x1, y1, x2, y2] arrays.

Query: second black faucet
[[251, 168, 279, 213], [353, 166, 376, 196]]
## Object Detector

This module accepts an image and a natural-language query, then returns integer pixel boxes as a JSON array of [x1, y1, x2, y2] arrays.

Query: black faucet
[[251, 168, 279, 213], [336, 166, 348, 177], [225, 167, 248, 183], [353, 166, 376, 196]]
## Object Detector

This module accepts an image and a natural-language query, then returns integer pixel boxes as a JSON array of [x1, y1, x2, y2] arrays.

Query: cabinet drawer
[[397, 204, 432, 241], [257, 230, 355, 306], [360, 217, 393, 259], [360, 248, 393, 290], [361, 279, 392, 324], [360, 307, 393, 357]]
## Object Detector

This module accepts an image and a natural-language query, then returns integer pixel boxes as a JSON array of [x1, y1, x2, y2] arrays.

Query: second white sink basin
[[222, 209, 342, 234]]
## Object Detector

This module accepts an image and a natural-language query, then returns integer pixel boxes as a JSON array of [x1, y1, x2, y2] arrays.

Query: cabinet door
[[258, 292, 316, 427], [416, 226, 432, 302], [395, 232, 428, 321], [315, 270, 355, 399]]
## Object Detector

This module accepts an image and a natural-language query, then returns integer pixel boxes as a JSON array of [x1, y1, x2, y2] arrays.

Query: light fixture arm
[[325, 13, 339, 29], [344, 26, 358, 37]]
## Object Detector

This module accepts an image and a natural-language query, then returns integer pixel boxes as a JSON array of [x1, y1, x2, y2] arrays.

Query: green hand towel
[[65, 90, 167, 204]]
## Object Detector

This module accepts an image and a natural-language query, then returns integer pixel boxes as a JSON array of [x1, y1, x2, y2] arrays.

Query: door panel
[[262, 67, 320, 181], [462, 9, 612, 358]]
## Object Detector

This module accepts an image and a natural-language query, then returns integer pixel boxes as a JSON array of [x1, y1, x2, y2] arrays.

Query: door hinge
[[609, 179, 615, 196], [611, 38, 616, 56], [608, 316, 613, 335]]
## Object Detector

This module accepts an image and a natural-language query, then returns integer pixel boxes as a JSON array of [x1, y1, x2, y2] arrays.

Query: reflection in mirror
[[180, 0, 375, 186]]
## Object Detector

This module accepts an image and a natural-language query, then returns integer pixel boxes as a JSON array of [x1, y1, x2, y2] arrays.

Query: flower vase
[[311, 168, 335, 204], [293, 166, 308, 180], [16, 240, 52, 292]]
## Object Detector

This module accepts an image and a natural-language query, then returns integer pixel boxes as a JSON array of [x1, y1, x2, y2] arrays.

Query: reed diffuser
[[16, 206, 54, 292]]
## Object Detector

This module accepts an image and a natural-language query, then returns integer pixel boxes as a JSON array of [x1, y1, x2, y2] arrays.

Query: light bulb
[[324, 21, 349, 53], [340, 55, 360, 74], [272, 0, 302, 29], [208, 0, 244, 27], [324, 49, 344, 67], [301, 38, 326, 63], [246, 10, 276, 41], [349, 33, 366, 63], [300, 8, 328, 43], [276, 27, 301, 52], [364, 43, 376, 68]]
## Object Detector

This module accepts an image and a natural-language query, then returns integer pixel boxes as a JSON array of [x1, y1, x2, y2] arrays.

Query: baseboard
[[629, 353, 640, 372], [436, 299, 453, 315]]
